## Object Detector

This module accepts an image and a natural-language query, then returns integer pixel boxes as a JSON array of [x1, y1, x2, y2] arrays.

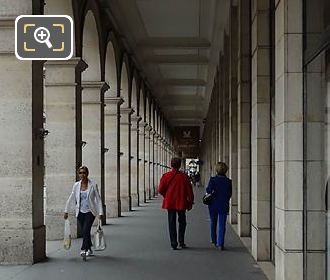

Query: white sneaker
[[86, 249, 94, 257], [80, 250, 85, 257]]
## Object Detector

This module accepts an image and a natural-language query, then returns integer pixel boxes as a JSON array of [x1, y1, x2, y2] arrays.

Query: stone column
[[223, 38, 230, 166], [44, 58, 84, 240], [150, 130, 156, 197], [0, 6, 45, 264], [120, 108, 133, 212], [237, 0, 251, 237], [145, 126, 152, 199], [104, 97, 123, 217], [275, 0, 305, 279], [138, 122, 146, 203], [130, 115, 141, 207], [229, 6, 238, 224], [82, 82, 108, 195], [219, 55, 224, 162], [155, 134, 161, 193], [161, 139, 165, 175], [251, 0, 271, 261]]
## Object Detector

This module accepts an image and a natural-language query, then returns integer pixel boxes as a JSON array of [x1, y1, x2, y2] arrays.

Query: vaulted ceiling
[[103, 0, 231, 130]]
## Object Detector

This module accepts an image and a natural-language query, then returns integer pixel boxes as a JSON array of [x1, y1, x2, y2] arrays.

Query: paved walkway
[[1, 189, 268, 280]]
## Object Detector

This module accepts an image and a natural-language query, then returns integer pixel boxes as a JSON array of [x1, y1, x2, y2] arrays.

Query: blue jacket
[[206, 175, 232, 214]]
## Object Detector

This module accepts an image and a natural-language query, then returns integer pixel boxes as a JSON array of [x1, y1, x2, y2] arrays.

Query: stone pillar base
[[131, 193, 139, 207], [229, 204, 238, 224], [237, 212, 251, 237], [121, 196, 130, 212], [33, 225, 46, 264], [106, 199, 120, 218], [1, 225, 46, 265], [275, 246, 303, 280], [252, 226, 271, 261]]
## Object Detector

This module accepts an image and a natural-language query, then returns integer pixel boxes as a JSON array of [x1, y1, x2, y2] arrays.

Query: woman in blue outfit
[[206, 162, 232, 250]]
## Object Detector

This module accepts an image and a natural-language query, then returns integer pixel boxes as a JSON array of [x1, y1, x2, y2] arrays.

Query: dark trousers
[[167, 209, 186, 248], [209, 209, 227, 247], [77, 212, 95, 251]]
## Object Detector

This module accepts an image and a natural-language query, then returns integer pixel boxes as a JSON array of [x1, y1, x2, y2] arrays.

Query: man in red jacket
[[158, 157, 194, 250]]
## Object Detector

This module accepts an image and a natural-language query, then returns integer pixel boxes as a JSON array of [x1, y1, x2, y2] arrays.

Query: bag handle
[[97, 219, 102, 230]]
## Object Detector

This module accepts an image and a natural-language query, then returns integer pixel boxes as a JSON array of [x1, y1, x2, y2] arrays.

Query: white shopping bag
[[93, 220, 106, 251], [63, 219, 71, 250]]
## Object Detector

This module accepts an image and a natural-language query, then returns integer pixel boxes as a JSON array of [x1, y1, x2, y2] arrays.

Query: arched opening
[[138, 87, 146, 204], [81, 11, 103, 222], [130, 77, 140, 206], [104, 40, 121, 217], [120, 62, 133, 211]]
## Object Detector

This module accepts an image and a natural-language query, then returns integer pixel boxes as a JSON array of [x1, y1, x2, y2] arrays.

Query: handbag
[[202, 191, 215, 205], [63, 219, 71, 250], [93, 220, 106, 251]]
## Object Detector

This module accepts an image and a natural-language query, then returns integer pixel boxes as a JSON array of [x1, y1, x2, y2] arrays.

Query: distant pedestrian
[[158, 157, 194, 250], [205, 162, 232, 250], [64, 166, 103, 260], [194, 172, 201, 188]]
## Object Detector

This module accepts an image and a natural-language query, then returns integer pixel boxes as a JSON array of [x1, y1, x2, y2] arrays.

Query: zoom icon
[[15, 15, 73, 60]]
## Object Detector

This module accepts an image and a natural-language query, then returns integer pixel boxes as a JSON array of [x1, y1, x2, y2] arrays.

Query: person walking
[[158, 157, 194, 250], [206, 162, 232, 250], [64, 166, 103, 260]]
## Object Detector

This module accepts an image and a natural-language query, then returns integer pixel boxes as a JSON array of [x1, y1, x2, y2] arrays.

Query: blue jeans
[[209, 209, 227, 247], [77, 212, 95, 251]]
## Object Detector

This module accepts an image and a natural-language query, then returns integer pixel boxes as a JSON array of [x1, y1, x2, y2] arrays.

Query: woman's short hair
[[78, 165, 89, 176], [215, 162, 228, 175], [170, 157, 182, 170]]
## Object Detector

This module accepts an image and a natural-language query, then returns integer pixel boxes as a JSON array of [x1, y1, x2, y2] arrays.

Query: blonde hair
[[78, 165, 89, 176], [215, 162, 228, 176]]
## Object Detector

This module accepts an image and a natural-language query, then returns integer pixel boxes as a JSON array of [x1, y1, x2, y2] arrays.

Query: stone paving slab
[[0, 189, 268, 280]]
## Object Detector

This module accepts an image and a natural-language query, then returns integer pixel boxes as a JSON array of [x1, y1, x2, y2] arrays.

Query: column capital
[[82, 81, 109, 91], [45, 57, 87, 70], [0, 17, 15, 54], [45, 58, 87, 87], [82, 81, 109, 104], [139, 121, 148, 127], [131, 115, 142, 131], [104, 97, 124, 106], [131, 115, 142, 123], [120, 107, 134, 115], [0, 17, 15, 28], [145, 125, 153, 132]]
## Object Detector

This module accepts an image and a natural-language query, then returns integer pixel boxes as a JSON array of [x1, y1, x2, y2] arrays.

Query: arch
[[81, 10, 101, 81], [131, 76, 139, 115], [146, 93, 151, 125], [76, 0, 105, 59], [105, 39, 118, 97], [120, 61, 129, 107], [139, 82, 146, 121]]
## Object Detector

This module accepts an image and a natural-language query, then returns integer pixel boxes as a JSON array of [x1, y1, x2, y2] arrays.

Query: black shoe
[[220, 246, 225, 251], [171, 246, 179, 250], [179, 244, 187, 249]]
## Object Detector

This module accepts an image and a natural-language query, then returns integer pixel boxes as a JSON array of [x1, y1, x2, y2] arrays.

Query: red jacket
[[158, 169, 194, 210]]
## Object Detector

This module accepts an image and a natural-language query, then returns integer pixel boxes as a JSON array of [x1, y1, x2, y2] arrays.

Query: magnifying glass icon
[[34, 27, 53, 49]]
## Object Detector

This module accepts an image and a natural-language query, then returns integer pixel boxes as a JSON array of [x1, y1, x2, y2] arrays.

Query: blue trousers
[[209, 209, 227, 247], [77, 212, 95, 251]]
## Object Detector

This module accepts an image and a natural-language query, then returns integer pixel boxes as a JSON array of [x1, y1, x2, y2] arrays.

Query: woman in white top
[[64, 166, 103, 259]]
